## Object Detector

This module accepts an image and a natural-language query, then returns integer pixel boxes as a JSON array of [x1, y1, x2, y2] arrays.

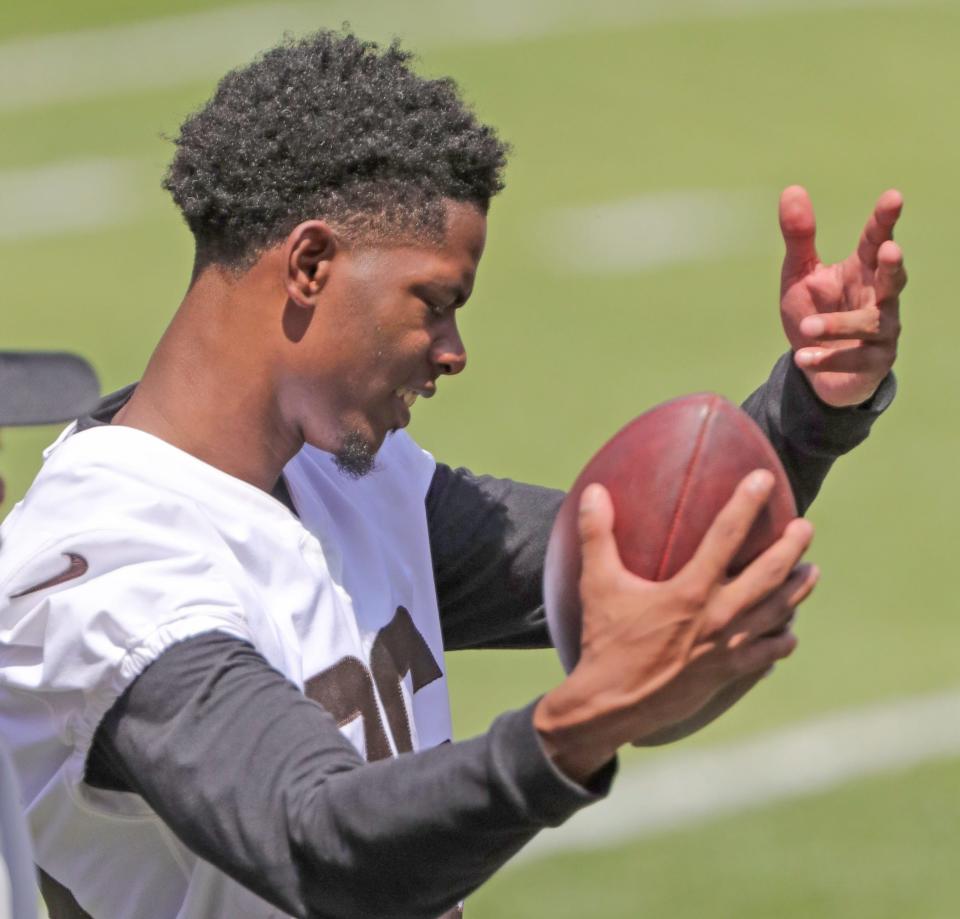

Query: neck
[[114, 267, 303, 492]]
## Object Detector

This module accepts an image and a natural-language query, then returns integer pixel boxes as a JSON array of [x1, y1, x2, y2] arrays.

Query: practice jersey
[[0, 740, 36, 919], [0, 423, 449, 919]]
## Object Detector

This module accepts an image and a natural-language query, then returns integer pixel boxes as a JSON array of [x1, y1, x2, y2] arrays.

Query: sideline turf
[[470, 755, 960, 918]]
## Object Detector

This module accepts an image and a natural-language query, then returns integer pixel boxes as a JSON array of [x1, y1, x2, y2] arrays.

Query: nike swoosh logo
[[10, 552, 89, 599]]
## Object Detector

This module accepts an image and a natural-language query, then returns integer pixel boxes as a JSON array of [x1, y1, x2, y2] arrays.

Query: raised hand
[[779, 186, 906, 408]]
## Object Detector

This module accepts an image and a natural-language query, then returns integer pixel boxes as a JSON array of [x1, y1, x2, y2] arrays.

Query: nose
[[432, 318, 467, 376]]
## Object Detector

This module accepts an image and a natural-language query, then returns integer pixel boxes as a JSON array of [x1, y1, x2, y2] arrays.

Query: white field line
[[0, 159, 144, 242], [516, 686, 960, 866], [541, 189, 772, 274], [0, 0, 944, 114]]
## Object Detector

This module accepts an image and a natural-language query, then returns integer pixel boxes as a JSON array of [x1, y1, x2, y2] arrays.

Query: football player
[[0, 32, 903, 919]]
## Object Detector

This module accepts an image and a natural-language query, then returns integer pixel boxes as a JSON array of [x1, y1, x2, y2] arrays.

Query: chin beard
[[334, 430, 378, 478]]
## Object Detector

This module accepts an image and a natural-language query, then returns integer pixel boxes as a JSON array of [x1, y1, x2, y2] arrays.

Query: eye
[[424, 297, 453, 318], [415, 284, 462, 318]]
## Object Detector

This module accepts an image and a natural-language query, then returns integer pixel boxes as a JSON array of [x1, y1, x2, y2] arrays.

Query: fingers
[[711, 561, 816, 681], [798, 305, 899, 342], [780, 185, 820, 279], [732, 630, 798, 675], [577, 483, 626, 594], [751, 563, 816, 637], [794, 340, 892, 374], [731, 563, 819, 642], [797, 240, 904, 344], [856, 188, 903, 270], [682, 470, 775, 585], [875, 240, 908, 305], [720, 517, 815, 618]]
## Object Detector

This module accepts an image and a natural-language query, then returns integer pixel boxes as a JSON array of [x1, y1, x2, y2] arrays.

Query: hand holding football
[[544, 393, 797, 673]]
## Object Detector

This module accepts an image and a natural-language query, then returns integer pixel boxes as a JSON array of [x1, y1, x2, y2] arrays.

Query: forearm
[[292, 704, 610, 917], [87, 633, 608, 919], [741, 352, 895, 513]]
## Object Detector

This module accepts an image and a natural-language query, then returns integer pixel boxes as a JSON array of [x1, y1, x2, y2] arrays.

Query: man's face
[[286, 201, 487, 474]]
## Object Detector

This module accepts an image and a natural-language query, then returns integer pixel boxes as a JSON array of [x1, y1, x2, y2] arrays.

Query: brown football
[[543, 393, 797, 673]]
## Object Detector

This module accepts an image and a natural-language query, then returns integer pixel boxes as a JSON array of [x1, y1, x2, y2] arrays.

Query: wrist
[[533, 683, 622, 785], [795, 359, 892, 411]]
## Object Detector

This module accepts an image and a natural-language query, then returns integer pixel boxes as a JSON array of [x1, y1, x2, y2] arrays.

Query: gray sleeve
[[740, 353, 896, 514], [86, 632, 612, 919], [426, 466, 562, 651], [427, 352, 895, 651]]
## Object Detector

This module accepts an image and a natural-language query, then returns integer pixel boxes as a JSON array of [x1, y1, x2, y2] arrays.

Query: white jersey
[[0, 740, 36, 919], [0, 423, 449, 919]]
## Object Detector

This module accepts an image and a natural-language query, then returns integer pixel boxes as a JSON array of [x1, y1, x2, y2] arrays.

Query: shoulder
[[0, 428, 276, 758], [0, 426, 274, 679], [2, 426, 237, 589]]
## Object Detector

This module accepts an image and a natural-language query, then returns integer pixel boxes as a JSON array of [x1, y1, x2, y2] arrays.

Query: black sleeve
[[740, 353, 896, 514], [426, 467, 562, 651], [85, 632, 612, 919], [427, 352, 896, 651]]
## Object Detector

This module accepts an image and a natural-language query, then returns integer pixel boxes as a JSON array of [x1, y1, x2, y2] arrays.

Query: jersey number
[[304, 606, 443, 762]]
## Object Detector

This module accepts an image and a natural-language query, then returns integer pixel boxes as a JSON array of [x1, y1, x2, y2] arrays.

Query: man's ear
[[284, 221, 337, 308]]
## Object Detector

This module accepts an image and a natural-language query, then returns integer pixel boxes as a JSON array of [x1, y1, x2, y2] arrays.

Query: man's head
[[161, 31, 507, 476], [164, 30, 507, 272]]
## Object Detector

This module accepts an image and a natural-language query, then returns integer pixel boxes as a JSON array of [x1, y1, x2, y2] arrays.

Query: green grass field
[[2, 1, 958, 916]]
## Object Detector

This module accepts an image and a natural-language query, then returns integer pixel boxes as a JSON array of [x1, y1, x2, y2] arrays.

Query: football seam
[[656, 399, 714, 581]]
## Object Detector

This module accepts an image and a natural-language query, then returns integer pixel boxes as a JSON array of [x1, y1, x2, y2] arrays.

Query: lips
[[396, 386, 419, 409], [394, 382, 436, 408], [388, 383, 437, 431]]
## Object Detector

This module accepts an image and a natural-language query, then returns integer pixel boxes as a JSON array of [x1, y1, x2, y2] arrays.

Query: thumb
[[577, 483, 624, 588]]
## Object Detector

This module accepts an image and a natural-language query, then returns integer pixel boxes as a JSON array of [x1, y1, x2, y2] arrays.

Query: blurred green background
[[1, 1, 957, 916]]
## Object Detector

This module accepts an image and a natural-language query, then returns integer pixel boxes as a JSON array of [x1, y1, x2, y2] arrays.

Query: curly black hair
[[164, 30, 509, 269]]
